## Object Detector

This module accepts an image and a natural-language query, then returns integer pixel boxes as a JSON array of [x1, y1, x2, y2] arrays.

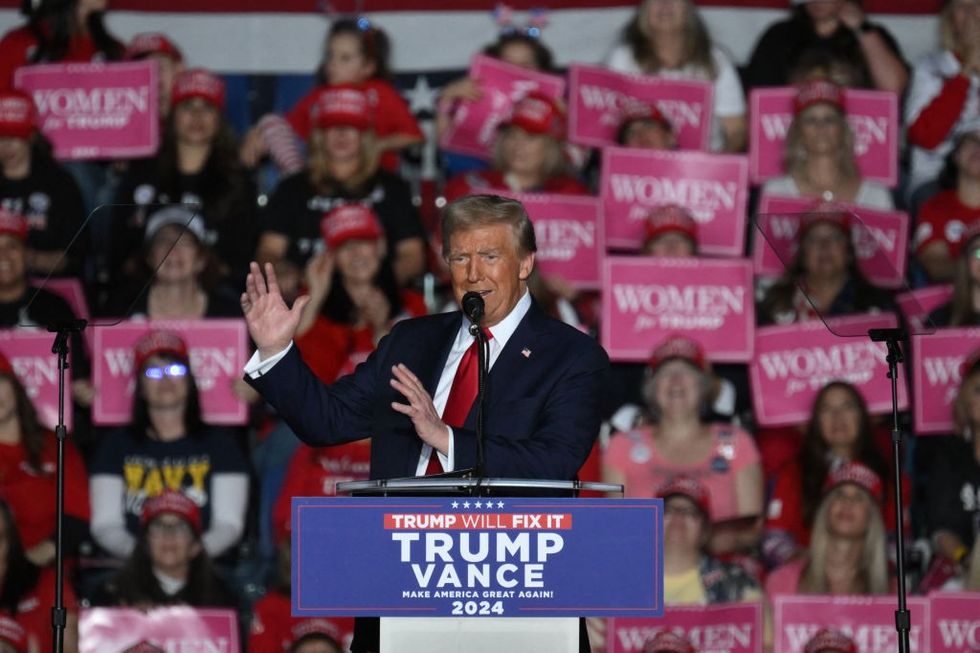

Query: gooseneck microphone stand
[[462, 292, 489, 490], [869, 327, 911, 653], [48, 319, 87, 653]]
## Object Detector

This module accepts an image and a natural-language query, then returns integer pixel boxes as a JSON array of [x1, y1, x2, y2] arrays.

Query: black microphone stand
[[869, 327, 911, 653], [469, 322, 489, 488], [48, 319, 86, 653]]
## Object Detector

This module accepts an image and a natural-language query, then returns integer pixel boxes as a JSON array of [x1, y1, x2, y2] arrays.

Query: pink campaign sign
[[567, 63, 713, 151], [15, 61, 159, 161], [0, 330, 71, 431], [897, 285, 952, 334], [748, 87, 899, 187], [497, 191, 602, 289], [929, 592, 980, 652], [600, 146, 749, 257], [773, 595, 930, 653], [754, 195, 909, 288], [80, 607, 239, 653], [92, 319, 249, 425], [607, 603, 763, 653], [601, 256, 754, 363], [750, 314, 909, 427], [911, 328, 980, 435], [439, 54, 564, 160]]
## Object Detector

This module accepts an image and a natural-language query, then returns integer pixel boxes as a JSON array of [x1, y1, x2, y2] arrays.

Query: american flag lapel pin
[[521, 347, 531, 358]]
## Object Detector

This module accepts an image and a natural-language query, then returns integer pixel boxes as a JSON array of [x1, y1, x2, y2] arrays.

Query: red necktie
[[424, 329, 493, 475]]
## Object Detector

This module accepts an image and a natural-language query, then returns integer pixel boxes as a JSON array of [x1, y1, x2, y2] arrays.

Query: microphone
[[462, 291, 485, 327]]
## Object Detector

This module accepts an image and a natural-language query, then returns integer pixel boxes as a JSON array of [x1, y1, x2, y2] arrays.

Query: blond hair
[[307, 127, 380, 195], [783, 106, 859, 184]]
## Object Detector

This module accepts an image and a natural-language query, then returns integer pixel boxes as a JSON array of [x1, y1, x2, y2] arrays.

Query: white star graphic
[[474, 500, 483, 508], [451, 501, 459, 509], [405, 75, 439, 115], [463, 501, 471, 508], [497, 501, 505, 508], [486, 502, 495, 511]]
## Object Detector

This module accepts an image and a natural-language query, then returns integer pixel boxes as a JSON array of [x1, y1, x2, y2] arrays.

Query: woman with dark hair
[[88, 330, 249, 561], [926, 218, 980, 327], [101, 491, 237, 608], [0, 350, 89, 569], [110, 68, 259, 295], [256, 86, 426, 287], [0, 0, 122, 89], [914, 120, 980, 284], [605, 0, 746, 152], [763, 382, 905, 567], [0, 498, 79, 652], [744, 0, 907, 93], [758, 212, 893, 325]]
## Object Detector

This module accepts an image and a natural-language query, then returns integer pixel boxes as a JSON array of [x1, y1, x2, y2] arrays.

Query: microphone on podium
[[462, 291, 485, 332]]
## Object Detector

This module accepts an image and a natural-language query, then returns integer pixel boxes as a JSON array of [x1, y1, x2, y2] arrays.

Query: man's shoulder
[[526, 305, 608, 364]]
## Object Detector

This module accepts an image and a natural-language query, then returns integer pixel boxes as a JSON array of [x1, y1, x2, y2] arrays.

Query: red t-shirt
[[913, 189, 980, 258], [0, 437, 90, 549], [249, 590, 355, 653], [0, 25, 100, 89], [442, 170, 590, 203], [286, 79, 422, 171]]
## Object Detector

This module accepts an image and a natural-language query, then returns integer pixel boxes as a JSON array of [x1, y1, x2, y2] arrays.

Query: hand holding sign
[[241, 262, 310, 360]]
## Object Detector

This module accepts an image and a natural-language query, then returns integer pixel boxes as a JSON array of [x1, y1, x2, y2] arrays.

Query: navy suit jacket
[[247, 300, 609, 481]]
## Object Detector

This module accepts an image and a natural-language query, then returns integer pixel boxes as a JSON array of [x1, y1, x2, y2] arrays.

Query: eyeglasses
[[143, 363, 188, 380], [147, 519, 194, 538]]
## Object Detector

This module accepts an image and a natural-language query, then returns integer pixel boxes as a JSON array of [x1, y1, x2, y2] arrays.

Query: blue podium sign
[[292, 496, 663, 618]]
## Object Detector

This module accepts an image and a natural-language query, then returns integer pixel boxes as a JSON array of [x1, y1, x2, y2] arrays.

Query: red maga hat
[[0, 207, 28, 242], [648, 335, 708, 373], [133, 330, 190, 371], [320, 203, 383, 249], [171, 68, 225, 109], [823, 462, 884, 503], [794, 79, 845, 115], [125, 32, 183, 62], [141, 490, 202, 535], [310, 84, 373, 132], [0, 90, 35, 140], [804, 628, 857, 653], [502, 91, 566, 140], [644, 204, 698, 245], [656, 476, 711, 520], [621, 102, 673, 133]]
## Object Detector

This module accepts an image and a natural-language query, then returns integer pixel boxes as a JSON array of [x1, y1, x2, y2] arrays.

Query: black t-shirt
[[0, 156, 87, 275], [260, 170, 426, 269], [112, 157, 259, 285], [744, 13, 906, 89], [925, 436, 980, 549]]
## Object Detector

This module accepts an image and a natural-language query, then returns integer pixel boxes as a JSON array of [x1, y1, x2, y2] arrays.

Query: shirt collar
[[456, 289, 532, 351]]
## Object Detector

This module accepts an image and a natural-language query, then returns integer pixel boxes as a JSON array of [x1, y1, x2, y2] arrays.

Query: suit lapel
[[483, 301, 546, 407]]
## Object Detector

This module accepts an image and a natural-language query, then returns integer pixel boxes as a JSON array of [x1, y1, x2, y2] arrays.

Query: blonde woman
[[605, 0, 746, 152]]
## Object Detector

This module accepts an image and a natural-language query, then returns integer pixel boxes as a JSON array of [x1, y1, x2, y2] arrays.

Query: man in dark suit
[[240, 194, 608, 651]]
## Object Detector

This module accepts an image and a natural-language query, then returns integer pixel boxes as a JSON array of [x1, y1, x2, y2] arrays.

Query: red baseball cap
[[320, 204, 383, 250], [823, 462, 884, 503], [794, 79, 845, 114], [656, 476, 711, 520], [310, 85, 373, 131], [644, 204, 698, 245], [0, 616, 26, 653], [621, 102, 673, 133], [171, 68, 225, 110], [648, 335, 708, 373], [0, 90, 35, 140], [141, 491, 202, 535], [290, 618, 343, 644], [125, 32, 183, 62], [0, 207, 28, 242], [502, 91, 566, 140], [804, 628, 857, 653], [644, 631, 695, 653], [133, 330, 190, 371]]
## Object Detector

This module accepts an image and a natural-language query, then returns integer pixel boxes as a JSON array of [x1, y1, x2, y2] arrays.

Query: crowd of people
[[0, 0, 979, 651]]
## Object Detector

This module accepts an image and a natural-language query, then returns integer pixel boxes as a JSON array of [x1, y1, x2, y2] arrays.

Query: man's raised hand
[[240, 261, 310, 359]]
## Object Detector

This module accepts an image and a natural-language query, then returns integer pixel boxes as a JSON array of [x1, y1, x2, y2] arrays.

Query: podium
[[292, 478, 661, 653]]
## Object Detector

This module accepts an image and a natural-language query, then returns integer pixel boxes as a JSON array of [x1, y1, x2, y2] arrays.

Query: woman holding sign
[[605, 0, 746, 152]]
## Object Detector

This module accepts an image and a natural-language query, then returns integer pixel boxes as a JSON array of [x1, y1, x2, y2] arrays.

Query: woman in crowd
[[927, 219, 980, 327], [256, 86, 426, 287], [89, 330, 249, 561], [744, 0, 907, 93], [124, 32, 186, 120], [0, 499, 78, 652], [0, 89, 87, 277], [760, 79, 892, 210], [111, 68, 259, 294], [0, 351, 89, 569], [763, 382, 902, 568], [905, 0, 980, 198], [602, 335, 763, 554], [765, 462, 890, 596], [100, 491, 238, 608], [616, 104, 677, 151], [914, 120, 980, 284], [605, 0, 746, 152], [757, 212, 892, 325], [442, 92, 587, 200]]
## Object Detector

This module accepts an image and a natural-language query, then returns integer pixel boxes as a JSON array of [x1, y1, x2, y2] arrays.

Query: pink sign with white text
[[497, 191, 602, 289], [911, 328, 980, 435], [773, 595, 930, 653], [92, 319, 249, 425], [896, 285, 951, 335], [929, 593, 980, 652], [439, 54, 565, 160], [748, 87, 899, 187], [754, 195, 909, 288], [607, 603, 763, 653], [80, 607, 239, 653], [601, 256, 754, 362], [601, 146, 749, 257], [568, 64, 713, 151], [0, 330, 71, 431], [750, 314, 909, 427], [15, 61, 159, 161]]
